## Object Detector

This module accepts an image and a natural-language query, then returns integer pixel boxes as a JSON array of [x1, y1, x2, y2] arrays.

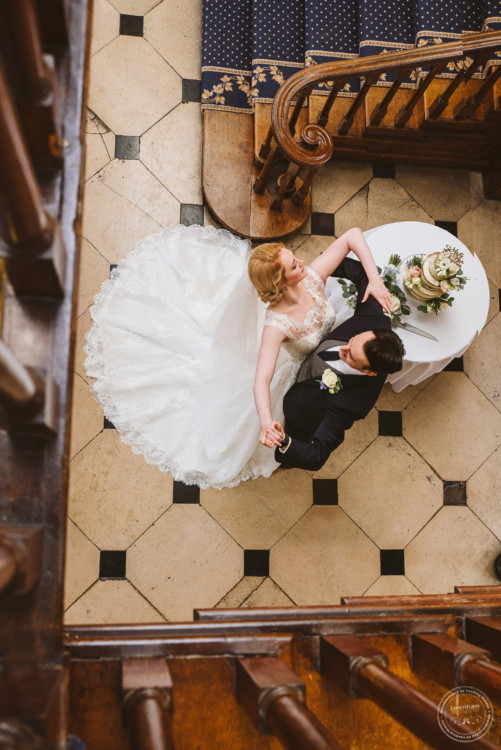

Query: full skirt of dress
[[84, 224, 305, 489]]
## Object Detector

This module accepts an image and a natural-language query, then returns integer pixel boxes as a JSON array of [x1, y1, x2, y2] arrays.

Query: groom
[[274, 258, 405, 471]]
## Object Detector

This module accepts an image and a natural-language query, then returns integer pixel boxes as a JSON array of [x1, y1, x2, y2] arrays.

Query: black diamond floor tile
[[311, 212, 335, 236], [104, 417, 116, 429], [443, 356, 464, 372], [173, 481, 200, 504], [182, 79, 202, 103], [180, 203, 204, 226], [244, 549, 269, 576], [435, 220, 457, 237], [119, 14, 144, 36], [378, 411, 402, 436], [373, 163, 395, 178], [380, 549, 405, 575], [312, 478, 338, 505], [443, 481, 467, 505], [100, 550, 126, 579], [115, 135, 140, 160]]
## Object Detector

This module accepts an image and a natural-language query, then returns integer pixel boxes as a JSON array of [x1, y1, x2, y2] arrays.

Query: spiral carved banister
[[257, 30, 501, 211]]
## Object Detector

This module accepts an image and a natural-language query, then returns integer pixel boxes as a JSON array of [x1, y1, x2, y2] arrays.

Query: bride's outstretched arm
[[309, 227, 393, 313], [254, 324, 287, 447]]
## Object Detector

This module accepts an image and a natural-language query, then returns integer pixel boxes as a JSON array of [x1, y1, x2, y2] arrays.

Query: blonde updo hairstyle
[[248, 242, 287, 305]]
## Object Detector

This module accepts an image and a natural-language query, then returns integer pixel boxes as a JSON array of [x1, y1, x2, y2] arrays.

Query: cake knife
[[396, 321, 438, 341]]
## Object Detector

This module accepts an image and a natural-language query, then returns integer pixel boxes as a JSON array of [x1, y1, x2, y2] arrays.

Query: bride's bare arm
[[254, 324, 287, 447], [309, 227, 393, 313]]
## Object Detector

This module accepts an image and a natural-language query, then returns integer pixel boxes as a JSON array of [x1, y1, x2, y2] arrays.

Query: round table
[[326, 221, 489, 393]]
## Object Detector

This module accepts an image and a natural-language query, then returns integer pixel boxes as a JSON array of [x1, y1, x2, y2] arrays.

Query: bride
[[85, 224, 391, 489]]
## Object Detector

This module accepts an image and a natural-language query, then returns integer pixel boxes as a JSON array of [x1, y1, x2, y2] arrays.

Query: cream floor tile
[[335, 179, 433, 236], [88, 36, 181, 136], [82, 177, 162, 263], [141, 104, 202, 204], [89, 0, 120, 56], [404, 372, 501, 480], [468, 446, 501, 541], [74, 310, 92, 382], [64, 580, 165, 624], [281, 233, 311, 253], [243, 578, 295, 607], [84, 132, 111, 181], [464, 313, 501, 412], [395, 165, 480, 222], [108, 0, 161, 14], [375, 377, 433, 412], [201, 469, 312, 549], [76, 237, 110, 317], [291, 234, 335, 265], [364, 575, 421, 597], [216, 576, 265, 608], [203, 206, 222, 229], [64, 519, 100, 609], [127, 505, 243, 621], [69, 373, 103, 458], [101, 129, 115, 158], [338, 437, 442, 549], [68, 430, 171, 549], [405, 506, 501, 594], [307, 408, 378, 479], [458, 199, 501, 286], [144, 0, 202, 80], [312, 161, 372, 214], [271, 506, 379, 605], [99, 160, 180, 228], [85, 109, 109, 135]]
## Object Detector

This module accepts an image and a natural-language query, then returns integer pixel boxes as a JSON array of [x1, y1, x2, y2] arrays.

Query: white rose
[[321, 369, 340, 393], [440, 301, 449, 311], [446, 261, 459, 275], [450, 277, 460, 287], [389, 294, 401, 314]]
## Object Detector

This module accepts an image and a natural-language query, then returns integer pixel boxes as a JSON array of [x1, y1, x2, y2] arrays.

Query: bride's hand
[[260, 421, 284, 448], [362, 277, 393, 313]]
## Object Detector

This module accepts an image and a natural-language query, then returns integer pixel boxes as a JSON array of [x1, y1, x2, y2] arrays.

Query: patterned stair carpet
[[201, 0, 501, 112]]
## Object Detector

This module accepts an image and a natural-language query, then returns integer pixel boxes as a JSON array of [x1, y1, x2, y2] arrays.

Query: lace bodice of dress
[[264, 267, 336, 361]]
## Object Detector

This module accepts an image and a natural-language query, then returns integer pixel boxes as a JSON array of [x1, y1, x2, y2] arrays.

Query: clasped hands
[[260, 421, 285, 449]]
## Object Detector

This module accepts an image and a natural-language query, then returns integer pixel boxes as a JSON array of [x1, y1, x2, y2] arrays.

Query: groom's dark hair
[[364, 329, 405, 374]]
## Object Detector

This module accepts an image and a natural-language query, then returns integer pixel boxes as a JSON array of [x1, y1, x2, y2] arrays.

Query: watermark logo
[[437, 686, 494, 742]]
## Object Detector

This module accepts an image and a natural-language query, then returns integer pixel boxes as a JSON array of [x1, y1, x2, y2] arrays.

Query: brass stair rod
[[0, 64, 53, 249], [4, 0, 52, 100]]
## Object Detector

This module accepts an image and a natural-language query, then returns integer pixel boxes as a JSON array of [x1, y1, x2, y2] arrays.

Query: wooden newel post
[[321, 635, 498, 750], [122, 658, 175, 750], [0, 340, 58, 434], [3, 0, 52, 101], [236, 657, 342, 750]]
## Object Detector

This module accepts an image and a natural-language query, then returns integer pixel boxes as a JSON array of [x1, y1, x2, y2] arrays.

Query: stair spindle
[[338, 74, 377, 134], [0, 65, 53, 251], [454, 64, 501, 119], [122, 659, 175, 750], [394, 62, 447, 127], [3, 0, 52, 101], [254, 142, 280, 194], [292, 167, 320, 206], [465, 617, 501, 662], [428, 52, 489, 118], [236, 657, 342, 750], [271, 162, 300, 210], [321, 636, 498, 749], [369, 67, 414, 126], [317, 80, 347, 128], [0, 526, 43, 595]]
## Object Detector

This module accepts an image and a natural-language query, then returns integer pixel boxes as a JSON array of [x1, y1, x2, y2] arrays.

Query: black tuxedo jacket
[[275, 258, 391, 471]]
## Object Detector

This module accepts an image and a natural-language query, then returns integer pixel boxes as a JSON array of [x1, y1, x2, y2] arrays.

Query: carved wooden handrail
[[258, 30, 501, 210]]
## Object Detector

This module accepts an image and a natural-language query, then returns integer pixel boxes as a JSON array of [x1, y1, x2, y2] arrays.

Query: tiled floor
[[65, 0, 501, 624]]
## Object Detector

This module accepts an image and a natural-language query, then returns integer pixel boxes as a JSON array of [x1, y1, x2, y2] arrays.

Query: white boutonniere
[[317, 369, 343, 395]]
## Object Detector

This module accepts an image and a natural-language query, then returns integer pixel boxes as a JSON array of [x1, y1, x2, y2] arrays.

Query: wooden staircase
[[203, 32, 501, 240], [64, 586, 501, 749]]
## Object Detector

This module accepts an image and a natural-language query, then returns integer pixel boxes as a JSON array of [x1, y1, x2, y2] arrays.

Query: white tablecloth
[[325, 221, 489, 393]]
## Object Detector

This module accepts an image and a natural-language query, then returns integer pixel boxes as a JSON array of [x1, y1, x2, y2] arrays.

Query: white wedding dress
[[84, 225, 337, 489]]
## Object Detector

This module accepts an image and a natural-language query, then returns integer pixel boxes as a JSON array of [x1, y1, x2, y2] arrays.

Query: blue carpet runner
[[202, 0, 501, 113]]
